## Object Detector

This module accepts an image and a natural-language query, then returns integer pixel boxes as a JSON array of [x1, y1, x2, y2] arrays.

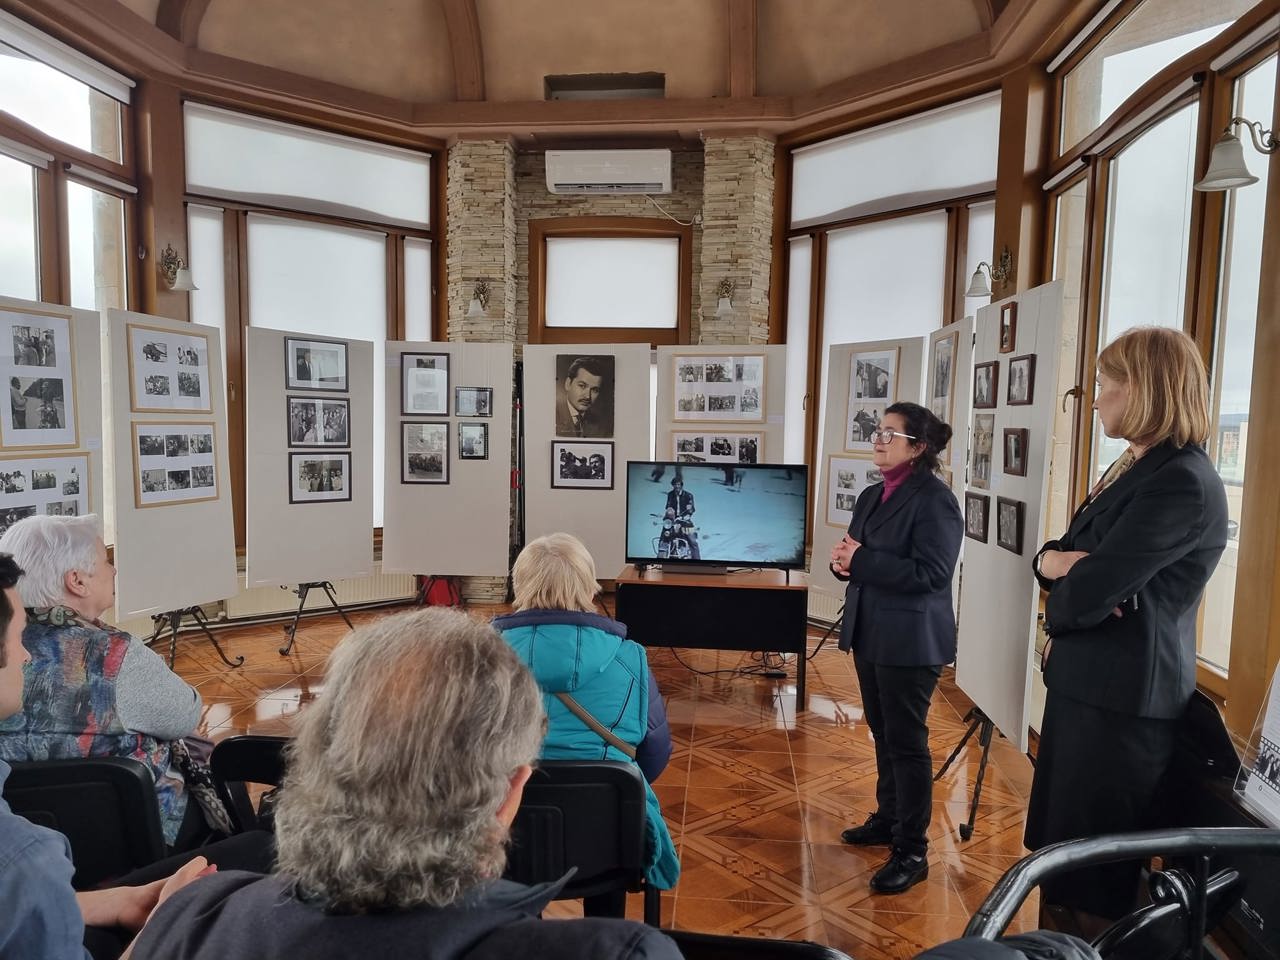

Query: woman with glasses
[[1026, 327, 1227, 936], [830, 402, 962, 895]]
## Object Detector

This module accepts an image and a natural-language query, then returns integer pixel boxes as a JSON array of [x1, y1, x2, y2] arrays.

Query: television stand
[[659, 562, 728, 575]]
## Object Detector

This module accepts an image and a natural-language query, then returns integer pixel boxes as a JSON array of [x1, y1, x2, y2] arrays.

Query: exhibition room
[[0, 0, 1278, 957]]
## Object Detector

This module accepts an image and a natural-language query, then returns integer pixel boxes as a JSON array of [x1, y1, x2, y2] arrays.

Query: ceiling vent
[[545, 149, 672, 195]]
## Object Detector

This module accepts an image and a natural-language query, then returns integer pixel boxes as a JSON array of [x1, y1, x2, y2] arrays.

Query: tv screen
[[624, 461, 808, 570]]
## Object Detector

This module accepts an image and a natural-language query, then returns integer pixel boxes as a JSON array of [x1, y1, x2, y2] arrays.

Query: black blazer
[[1034, 441, 1227, 720], [835, 470, 963, 666]]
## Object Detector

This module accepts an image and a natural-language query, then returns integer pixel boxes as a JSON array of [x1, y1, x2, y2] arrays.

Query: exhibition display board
[[523, 343, 650, 578], [382, 341, 514, 577], [244, 327, 374, 588], [810, 336, 925, 608], [954, 281, 1064, 752], [105, 309, 237, 619]]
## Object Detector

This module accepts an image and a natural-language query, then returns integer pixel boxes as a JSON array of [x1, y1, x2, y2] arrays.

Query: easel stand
[[809, 602, 844, 658], [150, 607, 244, 669], [279, 581, 354, 656], [934, 705, 996, 841]]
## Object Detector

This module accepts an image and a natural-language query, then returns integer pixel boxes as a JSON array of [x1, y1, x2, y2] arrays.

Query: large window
[[0, 150, 38, 299], [66, 179, 128, 312]]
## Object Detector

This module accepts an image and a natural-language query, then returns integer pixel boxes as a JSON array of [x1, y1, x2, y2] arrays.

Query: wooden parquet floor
[[173, 603, 1039, 959]]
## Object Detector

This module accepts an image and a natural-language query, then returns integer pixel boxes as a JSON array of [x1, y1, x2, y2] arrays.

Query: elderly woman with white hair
[[0, 514, 206, 848], [492, 533, 679, 911], [129, 607, 682, 959]]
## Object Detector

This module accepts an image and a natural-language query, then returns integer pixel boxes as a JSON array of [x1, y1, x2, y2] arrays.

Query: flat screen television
[[624, 461, 808, 573]]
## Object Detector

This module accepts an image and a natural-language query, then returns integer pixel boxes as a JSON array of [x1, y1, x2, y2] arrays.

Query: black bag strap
[[553, 692, 637, 760]]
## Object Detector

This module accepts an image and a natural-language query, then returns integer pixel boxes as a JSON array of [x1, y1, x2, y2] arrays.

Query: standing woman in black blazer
[[830, 401, 963, 895], [1027, 326, 1228, 932]]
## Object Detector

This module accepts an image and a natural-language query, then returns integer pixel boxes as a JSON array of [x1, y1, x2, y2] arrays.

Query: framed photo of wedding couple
[[0, 305, 78, 449], [127, 321, 212, 415], [0, 451, 90, 537], [132, 421, 219, 508]]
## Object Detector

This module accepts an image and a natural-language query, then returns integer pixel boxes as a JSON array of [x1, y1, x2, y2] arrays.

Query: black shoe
[[840, 813, 895, 846], [870, 849, 929, 894]]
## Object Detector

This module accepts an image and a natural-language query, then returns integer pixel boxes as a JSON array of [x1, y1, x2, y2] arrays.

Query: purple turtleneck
[[880, 459, 915, 502]]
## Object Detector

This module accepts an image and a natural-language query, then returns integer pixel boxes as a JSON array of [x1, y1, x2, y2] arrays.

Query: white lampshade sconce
[[965, 246, 1014, 299], [714, 279, 734, 318], [466, 279, 490, 318], [158, 243, 198, 292], [1194, 116, 1278, 192]]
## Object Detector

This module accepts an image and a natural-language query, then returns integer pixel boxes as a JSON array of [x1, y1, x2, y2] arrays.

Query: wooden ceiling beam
[[155, 0, 212, 46], [440, 0, 485, 102], [727, 0, 756, 99]]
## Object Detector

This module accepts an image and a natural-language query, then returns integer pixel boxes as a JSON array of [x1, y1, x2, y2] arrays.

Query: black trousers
[[853, 655, 942, 857], [1025, 689, 1178, 919]]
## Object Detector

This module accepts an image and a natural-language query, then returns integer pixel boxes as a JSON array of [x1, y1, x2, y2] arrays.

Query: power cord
[[643, 194, 700, 227]]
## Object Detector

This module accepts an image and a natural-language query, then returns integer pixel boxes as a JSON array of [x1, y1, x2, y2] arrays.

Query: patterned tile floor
[[174, 604, 1039, 959]]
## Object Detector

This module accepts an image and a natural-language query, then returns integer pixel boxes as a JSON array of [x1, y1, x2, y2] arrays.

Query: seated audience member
[[0, 552, 214, 960], [492, 533, 680, 907], [129, 608, 682, 959], [0, 515, 208, 848]]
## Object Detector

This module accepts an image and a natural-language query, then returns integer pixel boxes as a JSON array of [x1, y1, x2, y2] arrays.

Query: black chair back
[[666, 930, 854, 959], [2, 756, 166, 890], [504, 759, 659, 925], [209, 734, 289, 832]]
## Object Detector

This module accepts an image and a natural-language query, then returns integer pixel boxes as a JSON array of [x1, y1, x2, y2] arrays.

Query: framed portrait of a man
[[555, 354, 614, 438], [1003, 427, 1029, 477], [285, 337, 348, 392]]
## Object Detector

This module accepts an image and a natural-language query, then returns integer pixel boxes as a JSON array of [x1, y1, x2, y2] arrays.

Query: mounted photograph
[[973, 361, 998, 409], [0, 307, 78, 448], [964, 492, 989, 543], [285, 337, 348, 392], [551, 440, 613, 490], [459, 422, 488, 460], [455, 386, 493, 418], [127, 321, 212, 413], [1003, 427, 1029, 477], [401, 351, 449, 416], [287, 396, 350, 448], [290, 452, 352, 503], [1007, 354, 1036, 406], [132, 421, 218, 508], [996, 496, 1025, 554], [402, 421, 448, 484]]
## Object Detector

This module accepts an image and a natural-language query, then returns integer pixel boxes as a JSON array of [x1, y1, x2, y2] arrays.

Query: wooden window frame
[[526, 216, 692, 347]]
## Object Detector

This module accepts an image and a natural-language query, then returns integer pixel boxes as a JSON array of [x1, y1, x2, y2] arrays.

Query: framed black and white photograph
[[401, 352, 449, 416], [127, 322, 212, 414], [459, 422, 488, 460], [289, 452, 352, 503], [929, 333, 957, 423], [964, 492, 989, 543], [454, 386, 493, 418], [402, 421, 449, 484], [556, 354, 615, 436], [845, 348, 897, 451], [999, 301, 1018, 354], [1003, 427, 1029, 477], [670, 431, 763, 465], [132, 421, 218, 508], [826, 454, 875, 528], [973, 361, 999, 409], [286, 396, 350, 448], [0, 306, 78, 448], [1007, 354, 1036, 406], [971, 414, 995, 490], [285, 337, 348, 392], [671, 354, 765, 424], [551, 440, 614, 490], [846, 402, 883, 450], [996, 497, 1025, 554], [0, 452, 90, 533]]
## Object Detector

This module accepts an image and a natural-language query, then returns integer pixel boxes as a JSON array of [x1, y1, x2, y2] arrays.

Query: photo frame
[[996, 496, 1025, 554], [964, 492, 990, 543], [928, 332, 957, 423], [826, 454, 880, 528], [289, 451, 352, 503], [973, 361, 999, 409], [132, 421, 219, 508], [402, 421, 449, 484], [401, 352, 449, 416], [0, 306, 79, 449], [971, 414, 995, 490], [672, 354, 766, 423], [671, 431, 763, 465], [999, 301, 1017, 354], [1003, 427, 1029, 477], [0, 451, 90, 535], [455, 386, 493, 418], [846, 348, 898, 451], [127, 322, 212, 414], [286, 396, 350, 448], [556, 354, 616, 438], [285, 337, 348, 392], [551, 440, 614, 490], [458, 422, 489, 460], [1007, 354, 1036, 406]]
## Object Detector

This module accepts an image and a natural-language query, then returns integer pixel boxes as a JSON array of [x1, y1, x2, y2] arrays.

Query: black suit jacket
[[1034, 441, 1227, 720], [835, 470, 963, 666]]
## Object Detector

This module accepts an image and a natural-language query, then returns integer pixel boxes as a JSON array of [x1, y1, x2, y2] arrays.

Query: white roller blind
[[0, 10, 133, 103], [544, 236, 679, 328], [784, 237, 812, 465], [187, 204, 227, 385], [404, 238, 433, 341]]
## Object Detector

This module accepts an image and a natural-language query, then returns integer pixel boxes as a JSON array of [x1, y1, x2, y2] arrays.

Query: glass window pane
[[403, 237, 432, 341], [1199, 53, 1276, 674], [187, 204, 227, 380], [247, 213, 388, 525], [544, 236, 679, 328], [1091, 103, 1197, 480], [1060, 0, 1252, 151], [0, 152, 38, 300], [784, 237, 812, 465], [0, 42, 122, 163], [66, 180, 126, 311]]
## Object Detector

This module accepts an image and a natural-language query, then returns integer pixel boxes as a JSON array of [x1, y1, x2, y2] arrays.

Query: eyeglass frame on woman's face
[[869, 427, 917, 445]]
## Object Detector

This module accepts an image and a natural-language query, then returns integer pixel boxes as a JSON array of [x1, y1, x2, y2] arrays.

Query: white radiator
[[807, 588, 843, 625], [224, 565, 416, 620]]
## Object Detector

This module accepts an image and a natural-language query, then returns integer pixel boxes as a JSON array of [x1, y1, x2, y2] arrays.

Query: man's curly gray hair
[[273, 607, 546, 912]]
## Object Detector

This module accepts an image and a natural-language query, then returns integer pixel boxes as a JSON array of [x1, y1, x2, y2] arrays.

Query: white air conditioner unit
[[545, 149, 672, 195]]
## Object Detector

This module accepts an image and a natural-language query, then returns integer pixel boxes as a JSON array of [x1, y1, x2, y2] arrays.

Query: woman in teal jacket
[[493, 532, 679, 910]]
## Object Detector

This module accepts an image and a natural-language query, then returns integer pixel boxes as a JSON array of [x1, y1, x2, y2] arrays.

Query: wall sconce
[[964, 246, 1014, 298], [1194, 116, 1278, 191], [465, 279, 490, 318], [158, 243, 197, 292], [714, 279, 734, 318]]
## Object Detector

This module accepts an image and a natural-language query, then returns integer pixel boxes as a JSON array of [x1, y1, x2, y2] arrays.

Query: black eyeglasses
[[869, 428, 917, 444]]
